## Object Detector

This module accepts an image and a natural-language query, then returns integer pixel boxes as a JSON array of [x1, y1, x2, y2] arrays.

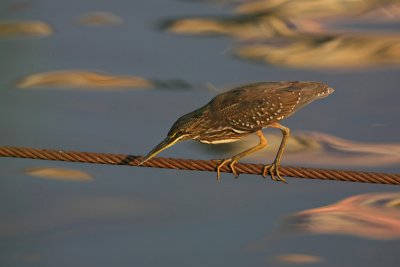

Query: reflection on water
[[236, 33, 400, 70], [163, 0, 400, 69], [16, 70, 193, 90], [16, 70, 154, 90], [1, 0, 399, 266], [274, 254, 324, 265], [24, 167, 94, 182], [286, 193, 400, 240], [77, 11, 123, 26], [200, 131, 400, 167], [235, 0, 400, 21], [161, 14, 296, 39], [0, 21, 52, 38]]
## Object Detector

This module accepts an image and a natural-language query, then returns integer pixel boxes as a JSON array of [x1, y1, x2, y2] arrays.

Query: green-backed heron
[[140, 81, 334, 182]]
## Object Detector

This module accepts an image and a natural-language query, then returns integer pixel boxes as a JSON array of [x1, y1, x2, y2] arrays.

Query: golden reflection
[[0, 21, 52, 38], [162, 15, 296, 39], [163, 0, 400, 69], [274, 254, 324, 265], [16, 70, 154, 90], [77, 11, 123, 26], [24, 167, 93, 182], [203, 131, 400, 167], [236, 0, 400, 21], [235, 33, 400, 69], [287, 193, 400, 240]]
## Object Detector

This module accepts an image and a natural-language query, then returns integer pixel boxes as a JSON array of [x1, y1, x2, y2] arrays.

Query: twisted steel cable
[[0, 146, 399, 185]]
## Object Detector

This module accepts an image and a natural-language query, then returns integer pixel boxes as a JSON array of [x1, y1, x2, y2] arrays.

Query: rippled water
[[1, 0, 400, 266]]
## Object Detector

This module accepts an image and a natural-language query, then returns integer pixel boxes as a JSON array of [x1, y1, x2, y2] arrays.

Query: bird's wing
[[209, 82, 307, 131]]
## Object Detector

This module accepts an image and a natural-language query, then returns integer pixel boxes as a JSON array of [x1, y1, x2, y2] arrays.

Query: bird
[[140, 81, 334, 182]]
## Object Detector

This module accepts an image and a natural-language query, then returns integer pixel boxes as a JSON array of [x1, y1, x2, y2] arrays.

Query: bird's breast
[[195, 125, 249, 144], [198, 138, 241, 144]]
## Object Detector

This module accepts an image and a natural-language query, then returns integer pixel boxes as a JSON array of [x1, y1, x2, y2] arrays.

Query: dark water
[[1, 0, 400, 266]]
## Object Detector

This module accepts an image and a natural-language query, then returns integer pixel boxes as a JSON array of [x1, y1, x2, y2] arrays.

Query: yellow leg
[[262, 122, 290, 183], [216, 130, 267, 181]]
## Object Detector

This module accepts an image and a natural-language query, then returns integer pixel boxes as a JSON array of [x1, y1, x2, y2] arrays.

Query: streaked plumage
[[141, 81, 334, 182]]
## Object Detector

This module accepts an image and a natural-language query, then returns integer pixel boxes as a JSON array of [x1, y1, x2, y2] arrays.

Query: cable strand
[[0, 146, 399, 185]]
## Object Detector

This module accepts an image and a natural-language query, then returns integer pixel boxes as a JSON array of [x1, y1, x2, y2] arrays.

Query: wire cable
[[0, 146, 399, 185]]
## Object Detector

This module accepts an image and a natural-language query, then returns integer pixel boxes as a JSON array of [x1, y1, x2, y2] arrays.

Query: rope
[[0, 146, 399, 185]]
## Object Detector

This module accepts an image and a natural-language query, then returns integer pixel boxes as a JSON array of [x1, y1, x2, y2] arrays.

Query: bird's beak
[[139, 135, 183, 165]]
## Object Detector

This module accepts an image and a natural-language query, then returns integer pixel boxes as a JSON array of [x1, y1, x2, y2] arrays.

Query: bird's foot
[[262, 162, 287, 183], [216, 158, 239, 181]]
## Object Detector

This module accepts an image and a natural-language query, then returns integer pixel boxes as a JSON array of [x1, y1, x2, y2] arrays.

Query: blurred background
[[0, 0, 400, 266]]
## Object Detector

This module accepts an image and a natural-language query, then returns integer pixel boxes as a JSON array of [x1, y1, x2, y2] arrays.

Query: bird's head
[[140, 109, 206, 164]]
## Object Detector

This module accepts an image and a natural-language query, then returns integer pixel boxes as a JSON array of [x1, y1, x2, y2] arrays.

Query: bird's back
[[168, 81, 333, 144], [208, 81, 333, 131]]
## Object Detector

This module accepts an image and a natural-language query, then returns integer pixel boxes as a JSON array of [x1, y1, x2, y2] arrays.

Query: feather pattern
[[208, 81, 332, 133], [166, 81, 333, 144]]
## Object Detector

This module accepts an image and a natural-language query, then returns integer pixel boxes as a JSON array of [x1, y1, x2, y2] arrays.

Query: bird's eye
[[171, 130, 184, 138]]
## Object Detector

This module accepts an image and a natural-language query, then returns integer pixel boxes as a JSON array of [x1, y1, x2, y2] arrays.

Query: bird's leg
[[263, 122, 290, 183], [216, 130, 267, 181]]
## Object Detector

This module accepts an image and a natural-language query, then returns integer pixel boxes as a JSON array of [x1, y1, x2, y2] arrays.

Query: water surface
[[1, 0, 400, 266]]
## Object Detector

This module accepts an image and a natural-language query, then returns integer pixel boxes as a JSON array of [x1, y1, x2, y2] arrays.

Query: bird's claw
[[262, 162, 287, 183], [216, 158, 239, 181]]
